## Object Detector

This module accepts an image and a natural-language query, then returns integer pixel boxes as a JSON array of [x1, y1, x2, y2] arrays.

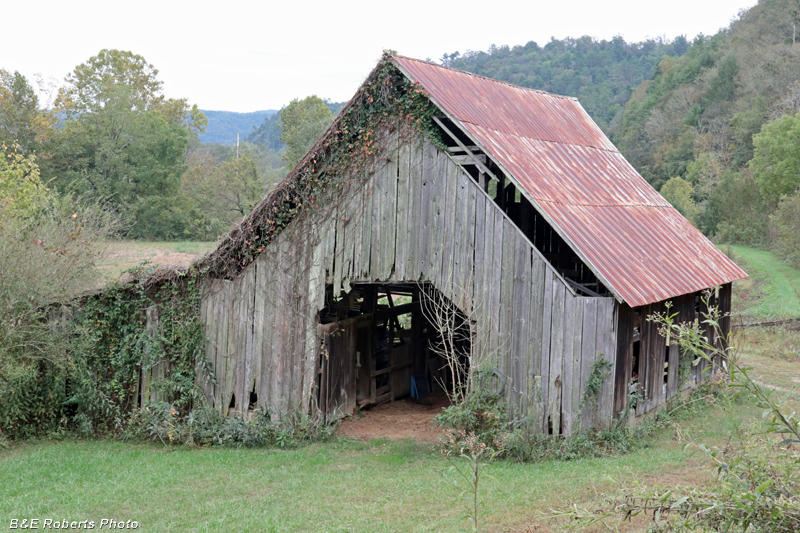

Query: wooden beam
[[564, 278, 603, 297], [447, 145, 480, 154], [451, 154, 487, 165], [433, 116, 499, 182], [370, 361, 413, 378]]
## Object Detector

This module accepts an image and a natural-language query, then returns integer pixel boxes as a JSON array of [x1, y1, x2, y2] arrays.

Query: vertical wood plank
[[561, 293, 576, 434], [579, 298, 598, 430], [511, 235, 532, 421], [489, 210, 505, 362], [548, 279, 565, 434], [527, 258, 546, 432], [569, 293, 585, 434], [441, 152, 458, 291], [539, 267, 553, 433], [597, 298, 616, 428], [360, 174, 375, 279], [417, 140, 435, 277], [252, 260, 266, 408], [406, 142, 426, 280], [383, 147, 398, 280], [395, 142, 409, 281], [613, 303, 633, 419]]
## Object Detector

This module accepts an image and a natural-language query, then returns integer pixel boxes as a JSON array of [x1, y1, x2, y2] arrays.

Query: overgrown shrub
[[435, 366, 720, 463], [435, 367, 509, 452], [0, 146, 120, 439]]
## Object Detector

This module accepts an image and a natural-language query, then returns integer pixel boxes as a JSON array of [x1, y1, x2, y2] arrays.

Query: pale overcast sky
[[2, 0, 757, 113]]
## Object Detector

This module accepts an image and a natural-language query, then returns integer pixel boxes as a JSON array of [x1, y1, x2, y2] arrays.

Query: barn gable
[[191, 53, 743, 434], [393, 55, 747, 307]]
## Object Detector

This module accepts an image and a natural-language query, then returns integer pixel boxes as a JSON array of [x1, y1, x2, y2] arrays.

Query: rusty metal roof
[[394, 55, 747, 308]]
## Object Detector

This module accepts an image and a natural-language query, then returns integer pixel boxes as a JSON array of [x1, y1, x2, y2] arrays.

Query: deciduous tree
[[50, 50, 205, 239], [278, 96, 333, 169], [750, 111, 800, 207]]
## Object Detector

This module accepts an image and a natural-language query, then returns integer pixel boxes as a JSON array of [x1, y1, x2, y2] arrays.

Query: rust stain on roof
[[394, 55, 747, 308]]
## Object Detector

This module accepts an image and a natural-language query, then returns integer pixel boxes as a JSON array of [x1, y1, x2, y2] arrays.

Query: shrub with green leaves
[[435, 367, 509, 452], [0, 146, 120, 439]]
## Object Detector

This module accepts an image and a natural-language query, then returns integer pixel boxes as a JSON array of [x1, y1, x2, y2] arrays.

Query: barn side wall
[[198, 134, 618, 434], [612, 282, 733, 419]]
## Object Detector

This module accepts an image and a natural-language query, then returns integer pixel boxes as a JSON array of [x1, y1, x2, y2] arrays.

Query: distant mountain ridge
[[199, 110, 277, 145]]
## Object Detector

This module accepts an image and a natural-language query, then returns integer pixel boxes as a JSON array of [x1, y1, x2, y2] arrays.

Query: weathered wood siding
[[198, 135, 617, 433], [613, 282, 733, 419]]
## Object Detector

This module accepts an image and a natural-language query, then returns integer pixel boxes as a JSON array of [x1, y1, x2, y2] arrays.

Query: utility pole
[[236, 132, 240, 158]]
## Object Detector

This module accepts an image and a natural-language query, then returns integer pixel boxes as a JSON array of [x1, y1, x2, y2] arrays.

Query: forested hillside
[[614, 0, 800, 261], [443, 0, 800, 267], [198, 109, 276, 145], [442, 36, 690, 133]]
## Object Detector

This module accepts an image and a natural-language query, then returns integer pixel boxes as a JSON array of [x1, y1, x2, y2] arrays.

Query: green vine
[[579, 355, 612, 412], [206, 51, 444, 278], [69, 264, 206, 434]]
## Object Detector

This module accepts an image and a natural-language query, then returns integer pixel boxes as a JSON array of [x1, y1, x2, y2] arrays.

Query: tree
[[56, 49, 163, 116], [659, 177, 700, 224], [278, 96, 334, 169], [750, 111, 800, 207], [0, 144, 49, 222], [50, 50, 205, 239], [771, 191, 800, 267], [0, 146, 119, 437], [0, 70, 56, 154], [180, 151, 273, 240]]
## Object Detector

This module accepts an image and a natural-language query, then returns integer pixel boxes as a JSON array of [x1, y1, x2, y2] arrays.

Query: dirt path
[[338, 392, 451, 443]]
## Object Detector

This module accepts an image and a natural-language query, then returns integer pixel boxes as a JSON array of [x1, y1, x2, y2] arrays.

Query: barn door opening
[[315, 283, 467, 419]]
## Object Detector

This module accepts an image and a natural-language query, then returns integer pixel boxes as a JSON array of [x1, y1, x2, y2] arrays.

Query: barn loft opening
[[316, 282, 469, 417], [431, 116, 610, 298]]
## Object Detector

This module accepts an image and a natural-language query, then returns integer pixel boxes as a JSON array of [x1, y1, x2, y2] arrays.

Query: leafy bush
[[435, 367, 509, 452], [0, 146, 120, 439]]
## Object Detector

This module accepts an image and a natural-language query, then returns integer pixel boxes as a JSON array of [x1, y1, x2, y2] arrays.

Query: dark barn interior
[[316, 283, 469, 417]]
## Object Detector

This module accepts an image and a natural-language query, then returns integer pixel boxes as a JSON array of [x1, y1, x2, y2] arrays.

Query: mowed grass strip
[[730, 245, 800, 321]]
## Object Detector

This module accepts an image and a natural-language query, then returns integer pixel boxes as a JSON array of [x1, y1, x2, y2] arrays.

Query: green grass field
[[0, 413, 739, 532], [1, 243, 797, 532], [96, 241, 216, 285], [728, 245, 800, 322]]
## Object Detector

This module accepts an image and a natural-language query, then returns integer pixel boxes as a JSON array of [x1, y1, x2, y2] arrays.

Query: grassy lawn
[[1, 243, 796, 532], [728, 244, 800, 322], [0, 412, 740, 532], [96, 241, 216, 285]]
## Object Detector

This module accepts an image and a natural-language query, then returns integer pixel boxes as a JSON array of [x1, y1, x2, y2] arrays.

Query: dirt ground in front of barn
[[337, 391, 451, 443]]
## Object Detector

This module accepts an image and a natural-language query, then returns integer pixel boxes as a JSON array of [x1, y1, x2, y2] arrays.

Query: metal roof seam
[[451, 119, 621, 155], [533, 199, 684, 209], [393, 54, 579, 102]]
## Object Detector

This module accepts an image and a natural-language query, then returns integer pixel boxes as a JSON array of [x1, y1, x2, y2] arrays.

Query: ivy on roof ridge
[[203, 51, 444, 279]]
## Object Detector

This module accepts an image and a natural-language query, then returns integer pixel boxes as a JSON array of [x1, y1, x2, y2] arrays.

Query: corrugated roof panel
[[397, 56, 616, 152], [394, 55, 747, 307]]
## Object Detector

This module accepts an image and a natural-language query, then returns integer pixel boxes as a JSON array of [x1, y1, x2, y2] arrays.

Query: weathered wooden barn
[[192, 54, 747, 435]]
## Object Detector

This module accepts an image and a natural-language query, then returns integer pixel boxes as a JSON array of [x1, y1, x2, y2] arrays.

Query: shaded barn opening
[[431, 116, 610, 298], [316, 282, 468, 420]]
